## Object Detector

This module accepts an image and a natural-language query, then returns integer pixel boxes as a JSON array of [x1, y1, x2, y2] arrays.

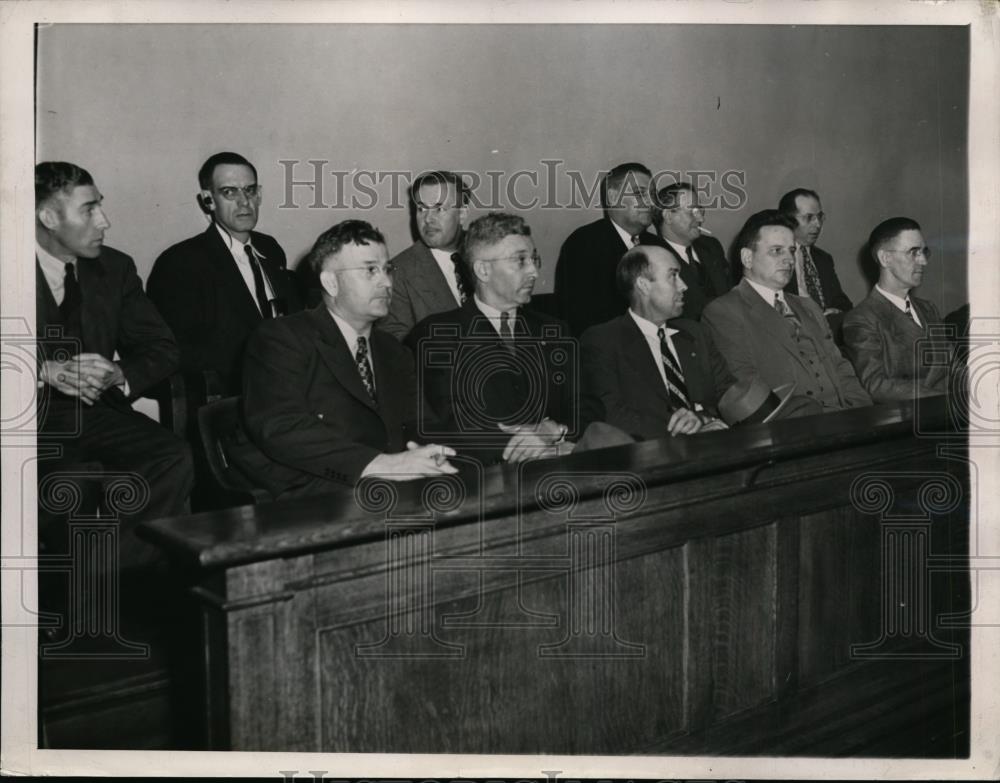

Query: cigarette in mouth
[[697, 226, 713, 236]]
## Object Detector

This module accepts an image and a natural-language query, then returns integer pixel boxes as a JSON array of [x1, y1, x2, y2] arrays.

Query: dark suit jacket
[[785, 245, 852, 311], [147, 225, 302, 394], [36, 246, 179, 410], [703, 278, 871, 416], [406, 299, 577, 464], [842, 288, 950, 403], [659, 235, 733, 320], [580, 314, 734, 440], [231, 306, 422, 497], [554, 217, 660, 337], [379, 240, 461, 341]]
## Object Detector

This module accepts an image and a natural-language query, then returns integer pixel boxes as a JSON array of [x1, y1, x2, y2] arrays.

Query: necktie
[[774, 293, 802, 332], [499, 310, 515, 351], [686, 245, 706, 288], [60, 261, 81, 318], [657, 326, 691, 410], [630, 234, 641, 247], [355, 335, 376, 402], [244, 244, 272, 319], [904, 298, 921, 327], [800, 246, 826, 309], [450, 252, 468, 304]]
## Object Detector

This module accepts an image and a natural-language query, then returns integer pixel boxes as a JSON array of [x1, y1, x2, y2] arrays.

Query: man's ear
[[319, 269, 339, 298], [198, 190, 215, 214], [37, 205, 59, 231], [458, 204, 470, 230], [874, 248, 890, 269], [740, 247, 753, 271], [472, 258, 490, 283], [634, 275, 651, 297]]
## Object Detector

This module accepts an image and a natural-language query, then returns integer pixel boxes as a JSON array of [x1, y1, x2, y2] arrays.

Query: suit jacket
[[554, 217, 661, 337], [842, 288, 951, 403], [379, 241, 462, 341], [659, 235, 733, 320], [406, 299, 577, 464], [35, 246, 179, 410], [785, 245, 852, 313], [580, 314, 734, 440], [703, 278, 871, 417], [147, 225, 302, 394], [230, 305, 422, 497]]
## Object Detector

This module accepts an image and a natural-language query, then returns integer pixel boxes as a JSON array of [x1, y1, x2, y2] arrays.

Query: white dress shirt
[[665, 237, 700, 265], [745, 276, 789, 308], [473, 295, 518, 337], [37, 242, 71, 305], [216, 223, 275, 315], [628, 309, 681, 394], [328, 309, 375, 389], [875, 284, 922, 326]]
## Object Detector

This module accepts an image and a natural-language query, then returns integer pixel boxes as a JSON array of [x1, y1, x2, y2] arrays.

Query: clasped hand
[[499, 419, 569, 463], [361, 441, 458, 481], [40, 353, 124, 405]]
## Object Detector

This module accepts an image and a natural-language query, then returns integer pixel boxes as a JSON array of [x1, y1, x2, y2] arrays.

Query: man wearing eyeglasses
[[380, 170, 471, 341], [842, 217, 951, 402], [231, 220, 457, 497], [650, 182, 733, 320], [408, 213, 581, 465], [148, 151, 302, 395], [555, 162, 660, 337], [778, 188, 852, 339]]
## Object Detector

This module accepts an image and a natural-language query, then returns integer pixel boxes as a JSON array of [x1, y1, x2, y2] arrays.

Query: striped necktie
[[355, 335, 376, 402], [800, 245, 826, 309], [657, 326, 691, 410], [904, 298, 922, 327], [774, 293, 802, 332]]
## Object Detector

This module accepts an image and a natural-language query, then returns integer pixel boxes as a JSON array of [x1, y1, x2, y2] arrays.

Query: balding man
[[842, 217, 951, 402]]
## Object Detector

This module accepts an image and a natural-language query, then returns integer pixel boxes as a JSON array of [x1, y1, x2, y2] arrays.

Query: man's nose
[[94, 207, 111, 230]]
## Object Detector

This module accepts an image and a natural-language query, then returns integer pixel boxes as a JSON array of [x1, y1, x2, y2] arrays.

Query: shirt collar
[[327, 307, 371, 349], [745, 276, 785, 306], [628, 308, 678, 339], [215, 222, 267, 260], [664, 237, 696, 261], [36, 241, 72, 271], [473, 294, 517, 321], [875, 283, 912, 313], [609, 218, 641, 249]]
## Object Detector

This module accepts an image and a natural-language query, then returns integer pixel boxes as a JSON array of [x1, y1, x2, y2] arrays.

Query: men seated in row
[[703, 210, 872, 416], [35, 161, 193, 565], [148, 152, 302, 395], [231, 220, 459, 498], [554, 162, 660, 337], [779, 188, 853, 339], [650, 182, 732, 320], [580, 245, 733, 440], [380, 170, 472, 341], [842, 217, 951, 402], [407, 212, 580, 464]]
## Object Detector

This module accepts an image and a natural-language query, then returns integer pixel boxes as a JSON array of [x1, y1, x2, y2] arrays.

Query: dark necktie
[[244, 244, 272, 319], [657, 326, 691, 410], [355, 335, 376, 402], [60, 261, 81, 318], [499, 310, 515, 351], [450, 252, 468, 304], [686, 245, 706, 288], [774, 293, 802, 333], [800, 246, 826, 309], [904, 298, 921, 327], [630, 234, 641, 247]]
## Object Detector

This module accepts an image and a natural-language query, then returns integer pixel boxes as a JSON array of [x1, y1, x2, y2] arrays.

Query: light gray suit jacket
[[379, 241, 461, 341]]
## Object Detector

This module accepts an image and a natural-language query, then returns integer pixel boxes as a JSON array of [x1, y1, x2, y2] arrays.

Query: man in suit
[[554, 162, 659, 336], [231, 220, 457, 499], [842, 217, 951, 402], [580, 245, 733, 440], [379, 170, 471, 341], [703, 210, 871, 417], [35, 161, 192, 567], [148, 151, 302, 395], [778, 188, 852, 337], [408, 213, 578, 466], [650, 182, 732, 320]]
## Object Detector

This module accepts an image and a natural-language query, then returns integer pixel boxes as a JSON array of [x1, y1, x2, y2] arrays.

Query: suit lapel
[[411, 242, 461, 312], [35, 261, 57, 335], [872, 288, 925, 338], [75, 253, 111, 357], [310, 307, 379, 412], [204, 226, 265, 323], [620, 316, 670, 406], [739, 279, 800, 359], [671, 327, 704, 401]]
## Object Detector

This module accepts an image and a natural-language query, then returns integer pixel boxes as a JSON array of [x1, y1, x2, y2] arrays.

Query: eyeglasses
[[481, 250, 542, 270], [670, 204, 706, 216], [889, 246, 932, 260], [798, 211, 826, 225], [335, 262, 397, 279], [216, 185, 262, 201]]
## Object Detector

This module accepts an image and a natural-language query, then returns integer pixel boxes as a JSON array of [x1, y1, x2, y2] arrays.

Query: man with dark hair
[[650, 182, 732, 320], [35, 161, 192, 566], [554, 162, 659, 336], [408, 213, 579, 465], [380, 170, 471, 341], [148, 151, 302, 394], [230, 220, 456, 497], [842, 217, 951, 402], [580, 244, 733, 440], [778, 188, 852, 335], [703, 210, 871, 417]]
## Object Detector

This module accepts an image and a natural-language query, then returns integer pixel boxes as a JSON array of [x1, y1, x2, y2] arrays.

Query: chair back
[[197, 396, 269, 503]]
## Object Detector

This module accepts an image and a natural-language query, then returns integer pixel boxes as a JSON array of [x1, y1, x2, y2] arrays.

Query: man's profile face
[[324, 241, 393, 324], [792, 194, 824, 247], [474, 233, 539, 309], [40, 184, 111, 259], [880, 228, 929, 292], [661, 188, 705, 245], [642, 248, 687, 321], [607, 171, 653, 233], [206, 163, 260, 238], [743, 225, 797, 290], [415, 181, 466, 251]]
